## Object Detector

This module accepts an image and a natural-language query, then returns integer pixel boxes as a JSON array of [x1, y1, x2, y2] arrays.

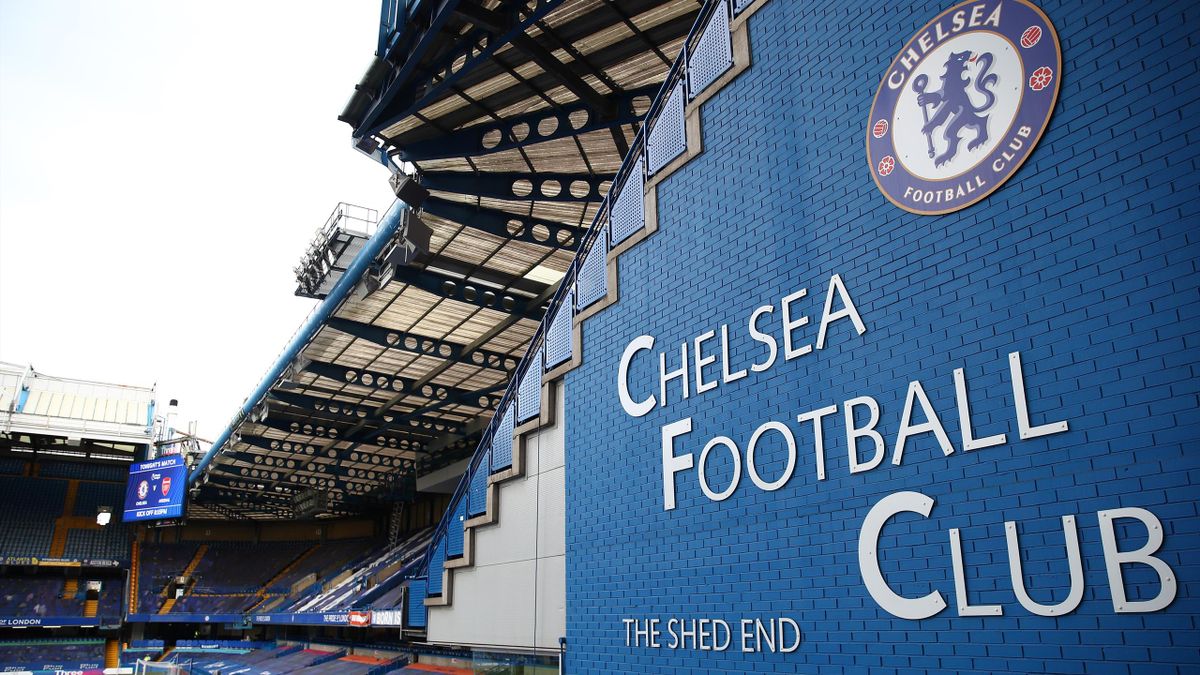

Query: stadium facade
[[1, 0, 1197, 672]]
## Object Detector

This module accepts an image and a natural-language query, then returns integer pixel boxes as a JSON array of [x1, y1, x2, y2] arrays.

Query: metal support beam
[[360, 0, 568, 136], [454, 2, 616, 118], [421, 171, 612, 203], [420, 254, 552, 297], [388, 264, 547, 321], [397, 85, 654, 161], [326, 316, 519, 374], [299, 362, 501, 419], [210, 461, 383, 492], [270, 389, 492, 433], [422, 196, 581, 251], [253, 416, 345, 441]]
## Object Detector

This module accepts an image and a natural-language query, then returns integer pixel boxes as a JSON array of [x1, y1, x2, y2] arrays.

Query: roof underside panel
[[194, 0, 699, 519]]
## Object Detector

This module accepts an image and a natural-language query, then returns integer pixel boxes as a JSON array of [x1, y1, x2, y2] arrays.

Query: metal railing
[[415, 0, 730, 580]]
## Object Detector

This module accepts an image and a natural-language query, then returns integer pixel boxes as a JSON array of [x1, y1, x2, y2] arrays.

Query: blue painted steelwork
[[422, 197, 584, 252], [14, 387, 28, 413], [409, 0, 720, 581], [187, 199, 412, 485], [397, 85, 660, 161], [421, 171, 613, 203], [327, 316, 520, 372], [360, 0, 567, 137]]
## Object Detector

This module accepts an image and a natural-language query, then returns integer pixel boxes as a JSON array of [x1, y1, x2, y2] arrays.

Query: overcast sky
[[0, 0, 394, 441]]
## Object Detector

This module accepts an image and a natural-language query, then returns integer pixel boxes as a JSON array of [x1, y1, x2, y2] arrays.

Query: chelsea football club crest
[[867, 0, 1061, 214]]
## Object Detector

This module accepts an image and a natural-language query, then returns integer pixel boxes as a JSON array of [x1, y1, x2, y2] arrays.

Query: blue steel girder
[[389, 382, 507, 426], [388, 264, 546, 321], [421, 171, 613, 203], [269, 387, 498, 430], [326, 316, 519, 374], [250, 401, 435, 449], [361, 0, 568, 137], [199, 483, 293, 511], [396, 85, 658, 162], [228, 435, 418, 473], [211, 454, 402, 488], [253, 416, 345, 441], [204, 472, 356, 508], [301, 360, 502, 417], [421, 196, 582, 251]]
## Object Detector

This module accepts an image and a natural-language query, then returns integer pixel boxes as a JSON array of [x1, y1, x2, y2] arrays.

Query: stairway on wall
[[418, 0, 765, 617], [182, 544, 208, 576], [129, 540, 140, 613], [62, 578, 79, 598], [245, 544, 317, 613], [47, 480, 80, 557], [157, 544, 208, 614], [83, 598, 98, 618], [104, 639, 119, 668]]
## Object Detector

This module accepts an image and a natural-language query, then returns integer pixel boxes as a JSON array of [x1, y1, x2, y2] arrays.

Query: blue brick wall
[[563, 0, 1200, 672]]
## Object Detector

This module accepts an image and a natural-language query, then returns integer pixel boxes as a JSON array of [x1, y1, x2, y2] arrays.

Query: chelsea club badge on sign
[[867, 0, 1061, 214]]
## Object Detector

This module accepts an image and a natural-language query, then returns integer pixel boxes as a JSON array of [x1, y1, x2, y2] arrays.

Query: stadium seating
[[72, 479, 124, 516], [38, 459, 127, 482], [0, 476, 65, 558], [119, 639, 164, 666], [189, 540, 311, 593], [135, 542, 199, 614], [287, 529, 431, 613], [266, 538, 375, 593], [0, 577, 80, 616], [0, 575, 123, 620], [0, 457, 25, 475], [0, 637, 105, 670], [64, 525, 131, 561]]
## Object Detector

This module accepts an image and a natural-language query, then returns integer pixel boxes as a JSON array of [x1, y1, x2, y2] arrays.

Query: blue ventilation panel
[[406, 579, 427, 628], [647, 81, 687, 175], [467, 447, 490, 517], [545, 288, 576, 369], [491, 406, 515, 471], [688, 0, 733, 100], [609, 158, 646, 246], [446, 498, 466, 558], [575, 230, 608, 310], [517, 347, 544, 423], [427, 537, 446, 595]]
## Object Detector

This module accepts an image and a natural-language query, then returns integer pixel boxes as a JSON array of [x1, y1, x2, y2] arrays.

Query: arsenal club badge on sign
[[867, 0, 1061, 214]]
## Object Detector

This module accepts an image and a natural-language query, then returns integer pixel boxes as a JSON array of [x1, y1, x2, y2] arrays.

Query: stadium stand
[[64, 525, 130, 561], [134, 542, 200, 614], [0, 638, 105, 670], [120, 639, 164, 666], [285, 529, 430, 613], [0, 475, 66, 558], [72, 478, 124, 516], [38, 459, 128, 482], [0, 577, 79, 616], [0, 457, 24, 475]]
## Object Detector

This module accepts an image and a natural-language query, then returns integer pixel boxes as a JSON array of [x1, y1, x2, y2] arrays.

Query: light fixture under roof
[[524, 264, 565, 285]]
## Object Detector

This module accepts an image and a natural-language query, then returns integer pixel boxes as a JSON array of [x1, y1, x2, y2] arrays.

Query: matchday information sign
[[123, 455, 187, 522]]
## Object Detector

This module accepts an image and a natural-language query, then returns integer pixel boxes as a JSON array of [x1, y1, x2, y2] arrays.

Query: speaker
[[389, 173, 429, 209]]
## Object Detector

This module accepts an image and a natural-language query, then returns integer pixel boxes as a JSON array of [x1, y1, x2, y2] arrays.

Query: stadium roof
[[0, 361, 155, 459], [188, 0, 701, 520]]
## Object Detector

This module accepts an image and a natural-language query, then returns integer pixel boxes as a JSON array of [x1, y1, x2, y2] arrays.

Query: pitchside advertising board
[[564, 0, 1196, 671], [123, 455, 186, 522]]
